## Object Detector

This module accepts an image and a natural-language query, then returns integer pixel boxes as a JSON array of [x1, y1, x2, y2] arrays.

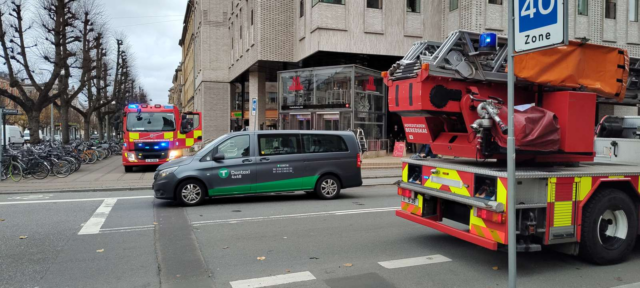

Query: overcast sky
[[104, 0, 187, 105]]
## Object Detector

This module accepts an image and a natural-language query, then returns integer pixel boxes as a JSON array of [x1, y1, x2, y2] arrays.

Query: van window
[[302, 134, 348, 153], [217, 135, 250, 159], [258, 134, 301, 156]]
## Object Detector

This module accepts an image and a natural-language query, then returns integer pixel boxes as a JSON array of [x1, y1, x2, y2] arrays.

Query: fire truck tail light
[[397, 188, 413, 198], [421, 63, 429, 70], [474, 208, 505, 224]]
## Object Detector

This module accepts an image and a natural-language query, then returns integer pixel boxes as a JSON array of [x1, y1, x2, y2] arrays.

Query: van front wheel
[[315, 175, 341, 200]]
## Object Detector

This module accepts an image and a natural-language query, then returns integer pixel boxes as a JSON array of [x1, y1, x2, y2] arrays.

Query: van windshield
[[127, 112, 176, 132]]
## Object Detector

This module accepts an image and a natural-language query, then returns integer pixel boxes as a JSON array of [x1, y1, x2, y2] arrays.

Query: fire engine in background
[[385, 30, 640, 265], [122, 104, 202, 172]]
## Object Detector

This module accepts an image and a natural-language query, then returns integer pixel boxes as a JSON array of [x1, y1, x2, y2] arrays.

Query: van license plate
[[146, 159, 159, 163]]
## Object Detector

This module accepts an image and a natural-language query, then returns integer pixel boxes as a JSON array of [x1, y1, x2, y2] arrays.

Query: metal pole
[[0, 108, 4, 180], [507, 0, 517, 287], [51, 103, 54, 144]]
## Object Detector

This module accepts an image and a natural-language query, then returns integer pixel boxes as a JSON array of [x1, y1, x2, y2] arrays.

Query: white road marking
[[78, 198, 118, 235], [191, 207, 398, 226], [230, 271, 316, 288], [378, 254, 452, 269], [612, 283, 640, 288], [99, 225, 155, 233], [0, 195, 152, 205]]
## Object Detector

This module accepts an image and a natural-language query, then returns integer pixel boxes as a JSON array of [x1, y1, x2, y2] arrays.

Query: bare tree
[[57, 0, 102, 144], [0, 0, 78, 144]]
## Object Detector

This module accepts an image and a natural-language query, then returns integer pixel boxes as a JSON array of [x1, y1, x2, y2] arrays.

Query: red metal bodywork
[[383, 68, 596, 162]]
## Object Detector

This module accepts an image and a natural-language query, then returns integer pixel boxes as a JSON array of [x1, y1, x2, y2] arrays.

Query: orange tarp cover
[[514, 41, 629, 102]]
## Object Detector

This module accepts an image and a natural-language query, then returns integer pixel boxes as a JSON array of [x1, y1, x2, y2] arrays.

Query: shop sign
[[281, 104, 350, 110]]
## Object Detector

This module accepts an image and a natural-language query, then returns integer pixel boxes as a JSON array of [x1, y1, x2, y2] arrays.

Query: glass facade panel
[[278, 65, 385, 140], [314, 67, 352, 106]]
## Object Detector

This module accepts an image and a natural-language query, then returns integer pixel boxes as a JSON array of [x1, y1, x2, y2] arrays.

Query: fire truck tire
[[314, 175, 341, 200], [176, 180, 206, 206], [579, 188, 638, 265], [124, 166, 133, 173]]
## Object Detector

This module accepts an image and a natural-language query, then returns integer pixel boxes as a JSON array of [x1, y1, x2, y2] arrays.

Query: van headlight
[[158, 167, 178, 179], [168, 150, 182, 161]]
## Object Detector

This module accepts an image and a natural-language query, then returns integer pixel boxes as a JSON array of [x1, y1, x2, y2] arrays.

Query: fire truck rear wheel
[[124, 166, 133, 173], [579, 188, 638, 265]]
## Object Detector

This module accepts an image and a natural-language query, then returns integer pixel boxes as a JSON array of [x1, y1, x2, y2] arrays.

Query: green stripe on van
[[208, 176, 319, 196]]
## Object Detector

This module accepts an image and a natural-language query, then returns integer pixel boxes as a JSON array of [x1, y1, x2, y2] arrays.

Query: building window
[[300, 0, 305, 17], [578, 0, 588, 15], [312, 0, 344, 7], [407, 0, 420, 12], [449, 0, 458, 11], [630, 0, 638, 21], [488, 0, 502, 4], [606, 0, 616, 19], [367, 0, 382, 9]]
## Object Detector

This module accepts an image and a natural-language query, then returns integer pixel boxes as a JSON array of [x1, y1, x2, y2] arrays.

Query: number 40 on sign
[[514, 0, 565, 52]]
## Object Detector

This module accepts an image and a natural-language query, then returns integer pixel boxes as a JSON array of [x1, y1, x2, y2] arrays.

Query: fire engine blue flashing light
[[154, 146, 159, 149], [160, 142, 167, 147], [138, 144, 144, 147], [479, 32, 497, 52], [145, 146, 150, 149], [128, 104, 138, 109], [165, 105, 174, 109]]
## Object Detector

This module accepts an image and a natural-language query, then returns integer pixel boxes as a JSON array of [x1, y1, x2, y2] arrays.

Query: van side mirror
[[213, 152, 225, 161]]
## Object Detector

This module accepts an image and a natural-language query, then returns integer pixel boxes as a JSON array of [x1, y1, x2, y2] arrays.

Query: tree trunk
[[105, 120, 111, 141], [60, 103, 70, 144], [27, 111, 42, 144], [97, 113, 104, 141], [83, 116, 91, 141]]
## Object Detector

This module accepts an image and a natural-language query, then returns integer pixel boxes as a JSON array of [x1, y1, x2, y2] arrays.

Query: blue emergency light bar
[[479, 32, 497, 52], [128, 104, 138, 109], [136, 142, 169, 150]]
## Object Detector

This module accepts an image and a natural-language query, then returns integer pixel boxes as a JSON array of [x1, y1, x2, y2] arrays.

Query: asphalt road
[[1, 187, 639, 288]]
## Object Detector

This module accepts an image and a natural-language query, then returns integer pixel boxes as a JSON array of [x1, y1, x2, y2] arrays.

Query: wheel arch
[[174, 177, 209, 201], [317, 172, 344, 188]]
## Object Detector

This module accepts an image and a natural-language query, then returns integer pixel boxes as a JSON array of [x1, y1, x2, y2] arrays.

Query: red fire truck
[[385, 30, 639, 264], [122, 104, 202, 172]]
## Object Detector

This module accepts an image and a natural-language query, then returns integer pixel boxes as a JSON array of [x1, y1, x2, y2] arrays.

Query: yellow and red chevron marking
[[401, 201, 422, 215], [469, 178, 508, 244], [422, 166, 473, 197]]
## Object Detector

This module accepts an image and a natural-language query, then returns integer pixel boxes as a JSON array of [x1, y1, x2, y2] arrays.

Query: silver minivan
[[152, 130, 363, 206]]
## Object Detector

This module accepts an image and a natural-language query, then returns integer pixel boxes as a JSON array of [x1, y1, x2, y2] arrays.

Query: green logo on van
[[218, 168, 229, 178]]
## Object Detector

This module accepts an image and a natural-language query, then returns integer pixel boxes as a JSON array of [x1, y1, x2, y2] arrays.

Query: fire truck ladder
[[388, 30, 640, 104]]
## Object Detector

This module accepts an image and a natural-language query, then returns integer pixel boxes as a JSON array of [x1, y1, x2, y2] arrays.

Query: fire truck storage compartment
[[407, 164, 423, 185], [541, 91, 596, 153], [473, 175, 497, 201]]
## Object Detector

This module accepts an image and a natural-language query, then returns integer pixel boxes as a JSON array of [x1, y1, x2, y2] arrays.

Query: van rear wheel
[[315, 175, 341, 200], [579, 188, 638, 265]]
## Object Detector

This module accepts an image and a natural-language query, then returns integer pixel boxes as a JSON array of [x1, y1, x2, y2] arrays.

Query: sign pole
[[507, 0, 517, 287], [0, 108, 4, 180]]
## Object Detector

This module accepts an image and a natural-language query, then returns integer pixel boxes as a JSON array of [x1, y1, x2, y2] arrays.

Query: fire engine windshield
[[127, 112, 176, 132]]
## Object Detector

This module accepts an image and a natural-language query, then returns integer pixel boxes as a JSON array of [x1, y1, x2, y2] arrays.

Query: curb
[[0, 176, 401, 195]]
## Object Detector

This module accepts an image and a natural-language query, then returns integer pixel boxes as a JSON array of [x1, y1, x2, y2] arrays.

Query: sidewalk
[[0, 156, 402, 194]]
